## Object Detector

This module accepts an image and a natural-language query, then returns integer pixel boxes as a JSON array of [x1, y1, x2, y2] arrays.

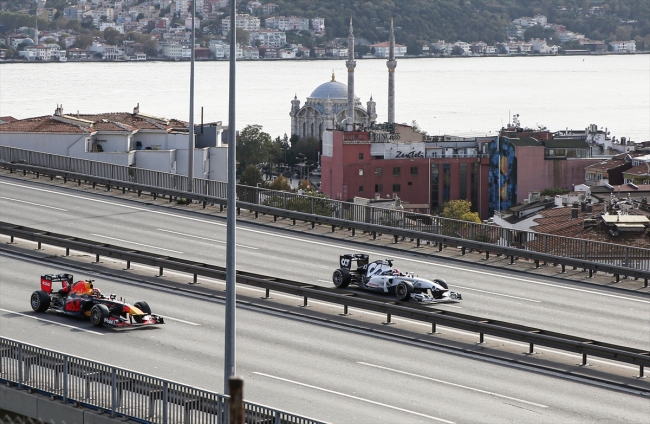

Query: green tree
[[103, 27, 123, 45], [238, 165, 264, 187], [439, 200, 480, 223], [125, 32, 158, 56], [73, 33, 94, 49], [540, 187, 570, 197], [65, 19, 82, 32], [236, 124, 272, 170], [451, 45, 464, 56]]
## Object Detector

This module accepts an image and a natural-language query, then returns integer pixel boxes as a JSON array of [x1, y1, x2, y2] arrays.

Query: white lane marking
[[90, 234, 183, 254], [358, 362, 549, 408], [159, 315, 201, 326], [0, 308, 104, 335], [253, 372, 455, 423], [157, 229, 258, 250], [453, 285, 541, 303], [3, 181, 648, 305], [0, 196, 68, 211]]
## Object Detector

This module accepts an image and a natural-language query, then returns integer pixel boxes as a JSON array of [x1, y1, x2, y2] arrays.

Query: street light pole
[[187, 0, 195, 192], [224, 0, 237, 395]]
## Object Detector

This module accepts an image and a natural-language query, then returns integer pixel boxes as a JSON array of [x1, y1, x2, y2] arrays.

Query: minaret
[[290, 93, 301, 136], [366, 95, 377, 123], [346, 17, 356, 129], [387, 19, 397, 124], [34, 19, 39, 45]]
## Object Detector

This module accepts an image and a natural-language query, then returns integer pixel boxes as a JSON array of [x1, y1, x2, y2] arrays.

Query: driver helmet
[[91, 287, 101, 297], [393, 268, 401, 276]]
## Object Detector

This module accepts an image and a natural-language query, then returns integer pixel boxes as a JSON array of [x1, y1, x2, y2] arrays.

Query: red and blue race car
[[31, 273, 164, 328]]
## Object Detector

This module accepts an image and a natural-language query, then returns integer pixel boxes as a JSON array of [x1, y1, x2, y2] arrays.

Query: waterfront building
[[369, 41, 406, 58], [609, 41, 636, 53], [248, 29, 286, 47]]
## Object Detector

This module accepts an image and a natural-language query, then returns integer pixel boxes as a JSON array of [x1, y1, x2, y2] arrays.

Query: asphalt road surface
[[0, 177, 648, 351], [1, 256, 649, 424]]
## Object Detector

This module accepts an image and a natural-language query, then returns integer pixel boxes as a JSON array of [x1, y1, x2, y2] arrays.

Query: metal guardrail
[[1, 222, 648, 379], [1, 159, 649, 284], [1, 146, 648, 272], [0, 337, 329, 424]]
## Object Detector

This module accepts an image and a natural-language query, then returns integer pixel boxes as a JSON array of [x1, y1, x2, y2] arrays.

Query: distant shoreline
[[1, 51, 647, 64]]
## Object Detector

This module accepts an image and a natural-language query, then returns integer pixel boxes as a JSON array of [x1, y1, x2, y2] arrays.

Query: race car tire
[[433, 279, 449, 289], [332, 269, 351, 288], [396, 281, 414, 302], [90, 304, 110, 327], [134, 301, 151, 315], [30, 290, 50, 312]]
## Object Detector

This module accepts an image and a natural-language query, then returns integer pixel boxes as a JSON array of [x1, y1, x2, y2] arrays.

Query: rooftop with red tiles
[[0, 111, 188, 134], [530, 203, 649, 248]]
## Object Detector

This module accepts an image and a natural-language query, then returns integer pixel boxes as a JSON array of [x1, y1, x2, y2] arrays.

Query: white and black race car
[[332, 254, 462, 303]]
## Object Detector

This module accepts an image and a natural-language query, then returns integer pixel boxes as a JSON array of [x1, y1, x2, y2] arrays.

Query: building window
[[471, 163, 479, 213], [375, 184, 383, 193], [431, 163, 439, 209], [459, 163, 467, 201], [359, 169, 363, 176], [393, 167, 401, 176], [359, 186, 364, 192], [358, 153, 364, 160], [442, 164, 451, 202], [375, 167, 383, 176], [393, 184, 401, 192], [410, 166, 418, 175]]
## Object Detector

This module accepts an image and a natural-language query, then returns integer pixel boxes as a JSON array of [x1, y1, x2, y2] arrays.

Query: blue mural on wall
[[488, 136, 518, 217]]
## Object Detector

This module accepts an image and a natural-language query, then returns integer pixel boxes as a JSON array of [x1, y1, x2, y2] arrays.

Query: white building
[[369, 41, 406, 58], [242, 46, 259, 59], [161, 43, 182, 59], [311, 17, 325, 33], [534, 15, 547, 26], [221, 14, 260, 34], [185, 17, 201, 30], [0, 105, 228, 182], [609, 40, 636, 53], [530, 38, 558, 54], [248, 29, 286, 47], [513, 17, 537, 27], [264, 16, 309, 31], [175, 0, 188, 14]]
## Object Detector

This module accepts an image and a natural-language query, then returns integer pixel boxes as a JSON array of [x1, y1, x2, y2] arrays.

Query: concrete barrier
[[0, 386, 38, 418], [0, 386, 127, 424]]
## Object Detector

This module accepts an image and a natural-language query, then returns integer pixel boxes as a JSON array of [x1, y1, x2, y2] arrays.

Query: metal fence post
[[18, 344, 23, 389], [63, 356, 68, 402], [163, 381, 168, 424], [111, 367, 117, 417]]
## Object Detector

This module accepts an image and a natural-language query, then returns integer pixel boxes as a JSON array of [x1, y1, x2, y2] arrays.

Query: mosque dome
[[308, 73, 348, 100]]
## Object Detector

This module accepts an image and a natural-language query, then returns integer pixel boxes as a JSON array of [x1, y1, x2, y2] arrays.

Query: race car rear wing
[[339, 254, 369, 269], [40, 273, 74, 294]]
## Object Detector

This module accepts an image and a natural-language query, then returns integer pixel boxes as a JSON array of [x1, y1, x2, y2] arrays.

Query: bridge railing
[[1, 146, 648, 271], [0, 337, 329, 424]]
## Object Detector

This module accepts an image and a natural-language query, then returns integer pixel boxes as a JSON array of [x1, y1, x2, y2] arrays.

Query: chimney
[[571, 207, 578, 219]]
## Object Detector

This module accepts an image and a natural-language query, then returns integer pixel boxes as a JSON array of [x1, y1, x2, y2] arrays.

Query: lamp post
[[296, 153, 306, 180], [224, 0, 237, 395]]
